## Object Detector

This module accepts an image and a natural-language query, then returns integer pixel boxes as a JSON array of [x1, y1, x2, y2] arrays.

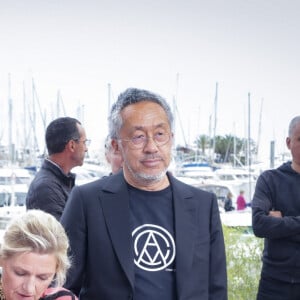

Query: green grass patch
[[223, 225, 263, 300]]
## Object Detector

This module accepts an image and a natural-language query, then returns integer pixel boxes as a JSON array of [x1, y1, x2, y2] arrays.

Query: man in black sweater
[[252, 115, 300, 300]]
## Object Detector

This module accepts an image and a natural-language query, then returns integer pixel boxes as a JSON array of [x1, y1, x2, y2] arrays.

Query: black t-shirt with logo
[[128, 184, 177, 300]]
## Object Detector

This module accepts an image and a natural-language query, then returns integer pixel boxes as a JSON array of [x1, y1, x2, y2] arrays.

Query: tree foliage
[[194, 134, 257, 164]]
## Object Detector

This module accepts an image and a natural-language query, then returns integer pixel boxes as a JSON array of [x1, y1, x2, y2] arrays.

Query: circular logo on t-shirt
[[132, 224, 176, 271]]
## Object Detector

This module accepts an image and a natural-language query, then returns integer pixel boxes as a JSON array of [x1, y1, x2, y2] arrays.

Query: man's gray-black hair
[[108, 87, 173, 139]]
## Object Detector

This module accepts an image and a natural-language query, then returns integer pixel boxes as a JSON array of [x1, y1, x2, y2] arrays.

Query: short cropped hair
[[46, 117, 81, 155], [108, 87, 174, 139], [0, 209, 70, 286], [104, 135, 113, 154], [288, 116, 300, 137]]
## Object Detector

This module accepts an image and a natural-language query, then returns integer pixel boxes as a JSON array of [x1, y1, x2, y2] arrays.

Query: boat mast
[[30, 78, 40, 156], [108, 83, 112, 113], [173, 73, 188, 149], [57, 90, 66, 117], [172, 74, 178, 148], [23, 81, 27, 150], [211, 82, 218, 162], [8, 73, 14, 165], [256, 98, 263, 160], [247, 92, 252, 201]]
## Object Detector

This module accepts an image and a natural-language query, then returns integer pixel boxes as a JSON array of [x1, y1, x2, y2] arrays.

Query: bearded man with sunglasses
[[61, 88, 227, 300]]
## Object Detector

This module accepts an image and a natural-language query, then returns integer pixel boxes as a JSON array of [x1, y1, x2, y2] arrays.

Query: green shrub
[[223, 225, 264, 300]]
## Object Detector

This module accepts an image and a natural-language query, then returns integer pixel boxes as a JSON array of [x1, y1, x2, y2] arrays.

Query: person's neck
[[291, 160, 300, 174], [48, 155, 71, 175]]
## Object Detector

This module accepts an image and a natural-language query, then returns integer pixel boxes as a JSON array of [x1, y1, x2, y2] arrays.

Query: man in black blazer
[[61, 87, 227, 299]]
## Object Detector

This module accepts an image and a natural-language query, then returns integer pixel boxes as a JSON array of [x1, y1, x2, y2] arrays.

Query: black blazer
[[61, 171, 227, 300]]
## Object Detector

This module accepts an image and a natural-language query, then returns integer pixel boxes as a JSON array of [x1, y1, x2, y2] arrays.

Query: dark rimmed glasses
[[121, 132, 170, 149]]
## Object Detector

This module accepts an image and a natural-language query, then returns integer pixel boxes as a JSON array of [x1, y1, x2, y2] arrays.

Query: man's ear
[[111, 139, 121, 154], [286, 137, 291, 150], [67, 139, 76, 152]]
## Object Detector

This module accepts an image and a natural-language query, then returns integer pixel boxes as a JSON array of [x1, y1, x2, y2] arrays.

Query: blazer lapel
[[170, 176, 197, 297], [100, 173, 198, 294], [101, 174, 135, 289]]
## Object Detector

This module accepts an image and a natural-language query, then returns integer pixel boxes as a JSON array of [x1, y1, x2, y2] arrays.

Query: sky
[[1, 0, 300, 162]]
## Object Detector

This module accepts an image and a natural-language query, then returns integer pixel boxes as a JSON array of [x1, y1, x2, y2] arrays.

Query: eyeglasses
[[121, 132, 170, 149], [73, 139, 91, 147]]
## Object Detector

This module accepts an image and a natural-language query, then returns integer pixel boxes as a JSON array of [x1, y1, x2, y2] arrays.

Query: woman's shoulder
[[40, 287, 78, 300]]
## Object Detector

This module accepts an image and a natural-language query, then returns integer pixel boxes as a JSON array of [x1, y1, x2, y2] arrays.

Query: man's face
[[118, 101, 173, 187], [287, 121, 300, 165], [72, 124, 88, 167]]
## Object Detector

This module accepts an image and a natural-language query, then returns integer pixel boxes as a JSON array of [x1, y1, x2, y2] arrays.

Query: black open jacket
[[26, 159, 75, 220]]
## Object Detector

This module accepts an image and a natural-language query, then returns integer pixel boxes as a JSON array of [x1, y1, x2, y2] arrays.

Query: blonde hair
[[0, 209, 70, 286]]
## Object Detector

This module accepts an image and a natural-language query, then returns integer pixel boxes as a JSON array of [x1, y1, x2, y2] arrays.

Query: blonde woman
[[0, 209, 77, 300]]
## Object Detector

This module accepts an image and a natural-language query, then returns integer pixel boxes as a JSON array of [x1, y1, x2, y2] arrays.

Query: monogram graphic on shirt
[[132, 224, 175, 271]]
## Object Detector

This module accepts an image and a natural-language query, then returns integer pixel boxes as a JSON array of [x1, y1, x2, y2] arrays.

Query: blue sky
[[1, 0, 300, 161]]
